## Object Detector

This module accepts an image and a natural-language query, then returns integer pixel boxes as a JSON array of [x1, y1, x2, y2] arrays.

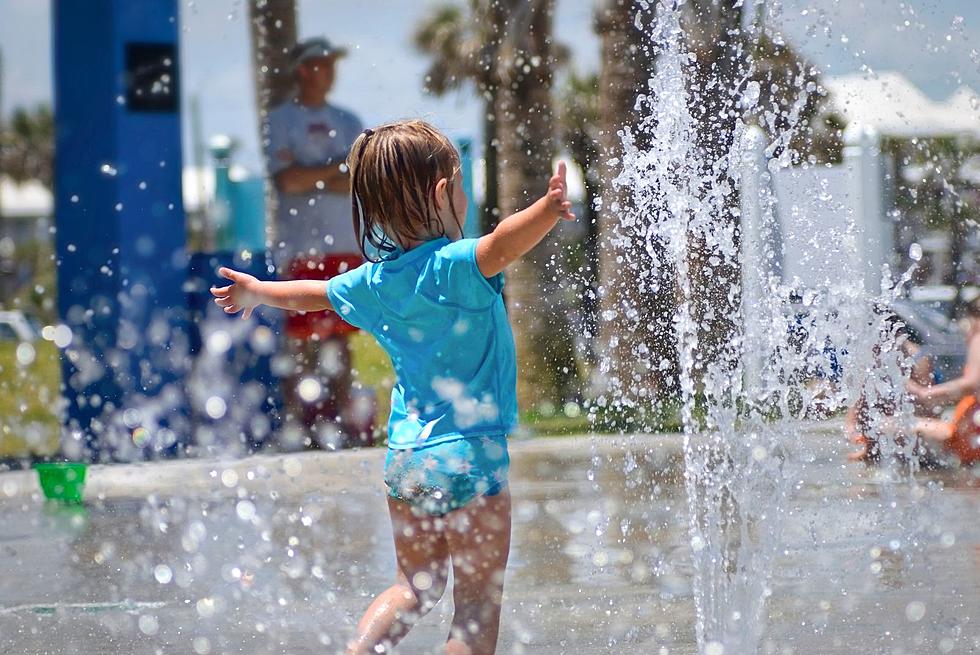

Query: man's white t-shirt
[[265, 100, 363, 265]]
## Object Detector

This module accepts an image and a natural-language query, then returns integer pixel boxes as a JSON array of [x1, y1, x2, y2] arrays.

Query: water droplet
[[905, 601, 926, 622], [298, 377, 322, 403], [192, 636, 211, 654], [220, 469, 239, 488], [412, 572, 433, 591], [53, 324, 73, 348], [283, 458, 302, 478], [206, 330, 231, 354], [137, 614, 158, 635], [196, 597, 217, 619], [154, 564, 173, 584], [236, 500, 256, 521], [205, 396, 227, 419], [15, 342, 36, 366]]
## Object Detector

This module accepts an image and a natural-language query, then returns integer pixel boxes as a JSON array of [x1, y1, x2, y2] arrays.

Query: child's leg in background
[[915, 418, 953, 442], [444, 490, 512, 655], [346, 498, 450, 655]]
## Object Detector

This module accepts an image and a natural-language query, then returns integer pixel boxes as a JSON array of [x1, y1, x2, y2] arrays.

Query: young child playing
[[211, 119, 574, 654]]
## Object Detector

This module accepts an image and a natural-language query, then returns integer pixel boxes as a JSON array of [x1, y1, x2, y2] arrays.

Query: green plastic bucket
[[35, 462, 88, 504]]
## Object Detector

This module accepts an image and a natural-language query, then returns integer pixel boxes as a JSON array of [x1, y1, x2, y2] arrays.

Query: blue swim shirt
[[326, 237, 517, 450]]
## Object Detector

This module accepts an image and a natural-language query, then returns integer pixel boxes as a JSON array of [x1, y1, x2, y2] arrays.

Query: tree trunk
[[580, 169, 601, 360], [495, 0, 579, 412], [593, 0, 678, 428], [248, 0, 297, 245], [476, 0, 504, 235], [480, 90, 500, 234], [682, 0, 746, 374], [944, 208, 967, 318]]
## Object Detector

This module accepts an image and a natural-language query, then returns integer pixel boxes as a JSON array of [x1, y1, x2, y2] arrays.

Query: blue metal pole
[[54, 0, 189, 461]]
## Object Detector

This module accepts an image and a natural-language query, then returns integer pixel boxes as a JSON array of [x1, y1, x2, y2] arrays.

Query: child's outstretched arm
[[210, 267, 332, 319], [476, 162, 575, 277]]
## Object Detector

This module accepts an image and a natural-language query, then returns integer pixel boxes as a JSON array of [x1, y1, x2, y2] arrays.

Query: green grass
[[349, 331, 395, 435], [0, 340, 62, 458], [0, 331, 682, 460], [521, 403, 685, 437], [348, 334, 686, 438]]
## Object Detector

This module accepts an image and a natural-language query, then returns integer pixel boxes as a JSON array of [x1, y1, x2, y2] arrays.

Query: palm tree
[[593, 0, 677, 428], [247, 0, 297, 234], [413, 2, 504, 233], [494, 0, 580, 411], [591, 1, 838, 424], [556, 73, 601, 363], [248, 0, 298, 114], [0, 105, 54, 188], [0, 103, 54, 313]]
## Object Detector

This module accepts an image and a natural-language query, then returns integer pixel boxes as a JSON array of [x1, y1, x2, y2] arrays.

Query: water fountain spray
[[605, 2, 919, 651]]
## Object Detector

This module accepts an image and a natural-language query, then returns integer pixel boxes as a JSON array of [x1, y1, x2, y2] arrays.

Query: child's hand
[[210, 267, 261, 320], [906, 380, 927, 400], [547, 162, 575, 221]]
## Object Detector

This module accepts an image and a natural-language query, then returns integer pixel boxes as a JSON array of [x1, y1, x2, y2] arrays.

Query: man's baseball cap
[[290, 37, 348, 69]]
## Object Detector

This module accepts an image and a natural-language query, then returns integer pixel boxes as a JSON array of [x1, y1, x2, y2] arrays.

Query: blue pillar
[[210, 137, 235, 251], [54, 0, 189, 461]]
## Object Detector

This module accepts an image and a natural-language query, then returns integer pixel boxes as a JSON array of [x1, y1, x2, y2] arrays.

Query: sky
[[1, 0, 979, 174]]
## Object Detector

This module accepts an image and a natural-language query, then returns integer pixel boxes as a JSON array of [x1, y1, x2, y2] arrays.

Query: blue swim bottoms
[[384, 435, 510, 516]]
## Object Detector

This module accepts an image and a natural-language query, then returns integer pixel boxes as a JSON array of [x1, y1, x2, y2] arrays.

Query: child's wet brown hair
[[347, 119, 462, 261], [967, 296, 980, 319]]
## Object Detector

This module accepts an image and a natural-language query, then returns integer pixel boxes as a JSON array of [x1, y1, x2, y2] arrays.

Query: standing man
[[264, 37, 364, 448]]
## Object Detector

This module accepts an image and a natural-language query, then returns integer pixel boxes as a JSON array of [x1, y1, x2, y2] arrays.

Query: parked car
[[782, 294, 967, 386], [0, 310, 40, 341], [891, 299, 967, 382]]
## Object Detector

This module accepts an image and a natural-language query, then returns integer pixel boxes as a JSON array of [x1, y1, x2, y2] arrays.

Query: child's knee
[[401, 570, 447, 615]]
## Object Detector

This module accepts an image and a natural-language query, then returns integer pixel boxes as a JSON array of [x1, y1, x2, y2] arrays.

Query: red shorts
[[284, 254, 363, 340]]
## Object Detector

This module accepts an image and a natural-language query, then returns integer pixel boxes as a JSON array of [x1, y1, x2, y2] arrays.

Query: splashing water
[[606, 3, 918, 652]]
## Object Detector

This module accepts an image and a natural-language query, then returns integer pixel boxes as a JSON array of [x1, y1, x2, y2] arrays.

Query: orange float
[[947, 395, 980, 466]]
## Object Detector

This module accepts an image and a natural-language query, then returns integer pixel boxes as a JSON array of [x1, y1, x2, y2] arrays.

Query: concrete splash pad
[[0, 427, 977, 654]]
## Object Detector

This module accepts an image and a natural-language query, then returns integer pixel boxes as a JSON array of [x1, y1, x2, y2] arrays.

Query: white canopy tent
[[824, 71, 980, 140]]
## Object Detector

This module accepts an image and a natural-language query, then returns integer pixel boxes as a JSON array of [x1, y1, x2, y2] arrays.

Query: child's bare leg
[[444, 490, 512, 655], [346, 498, 450, 655], [915, 418, 953, 443]]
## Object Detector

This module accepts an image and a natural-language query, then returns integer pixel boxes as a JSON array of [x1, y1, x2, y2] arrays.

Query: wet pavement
[[0, 426, 978, 654]]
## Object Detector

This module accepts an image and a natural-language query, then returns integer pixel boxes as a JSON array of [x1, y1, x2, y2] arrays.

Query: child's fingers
[[242, 306, 254, 320], [214, 296, 234, 307], [223, 304, 240, 314], [559, 199, 575, 221], [210, 285, 232, 297], [556, 161, 567, 184], [218, 267, 242, 283]]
